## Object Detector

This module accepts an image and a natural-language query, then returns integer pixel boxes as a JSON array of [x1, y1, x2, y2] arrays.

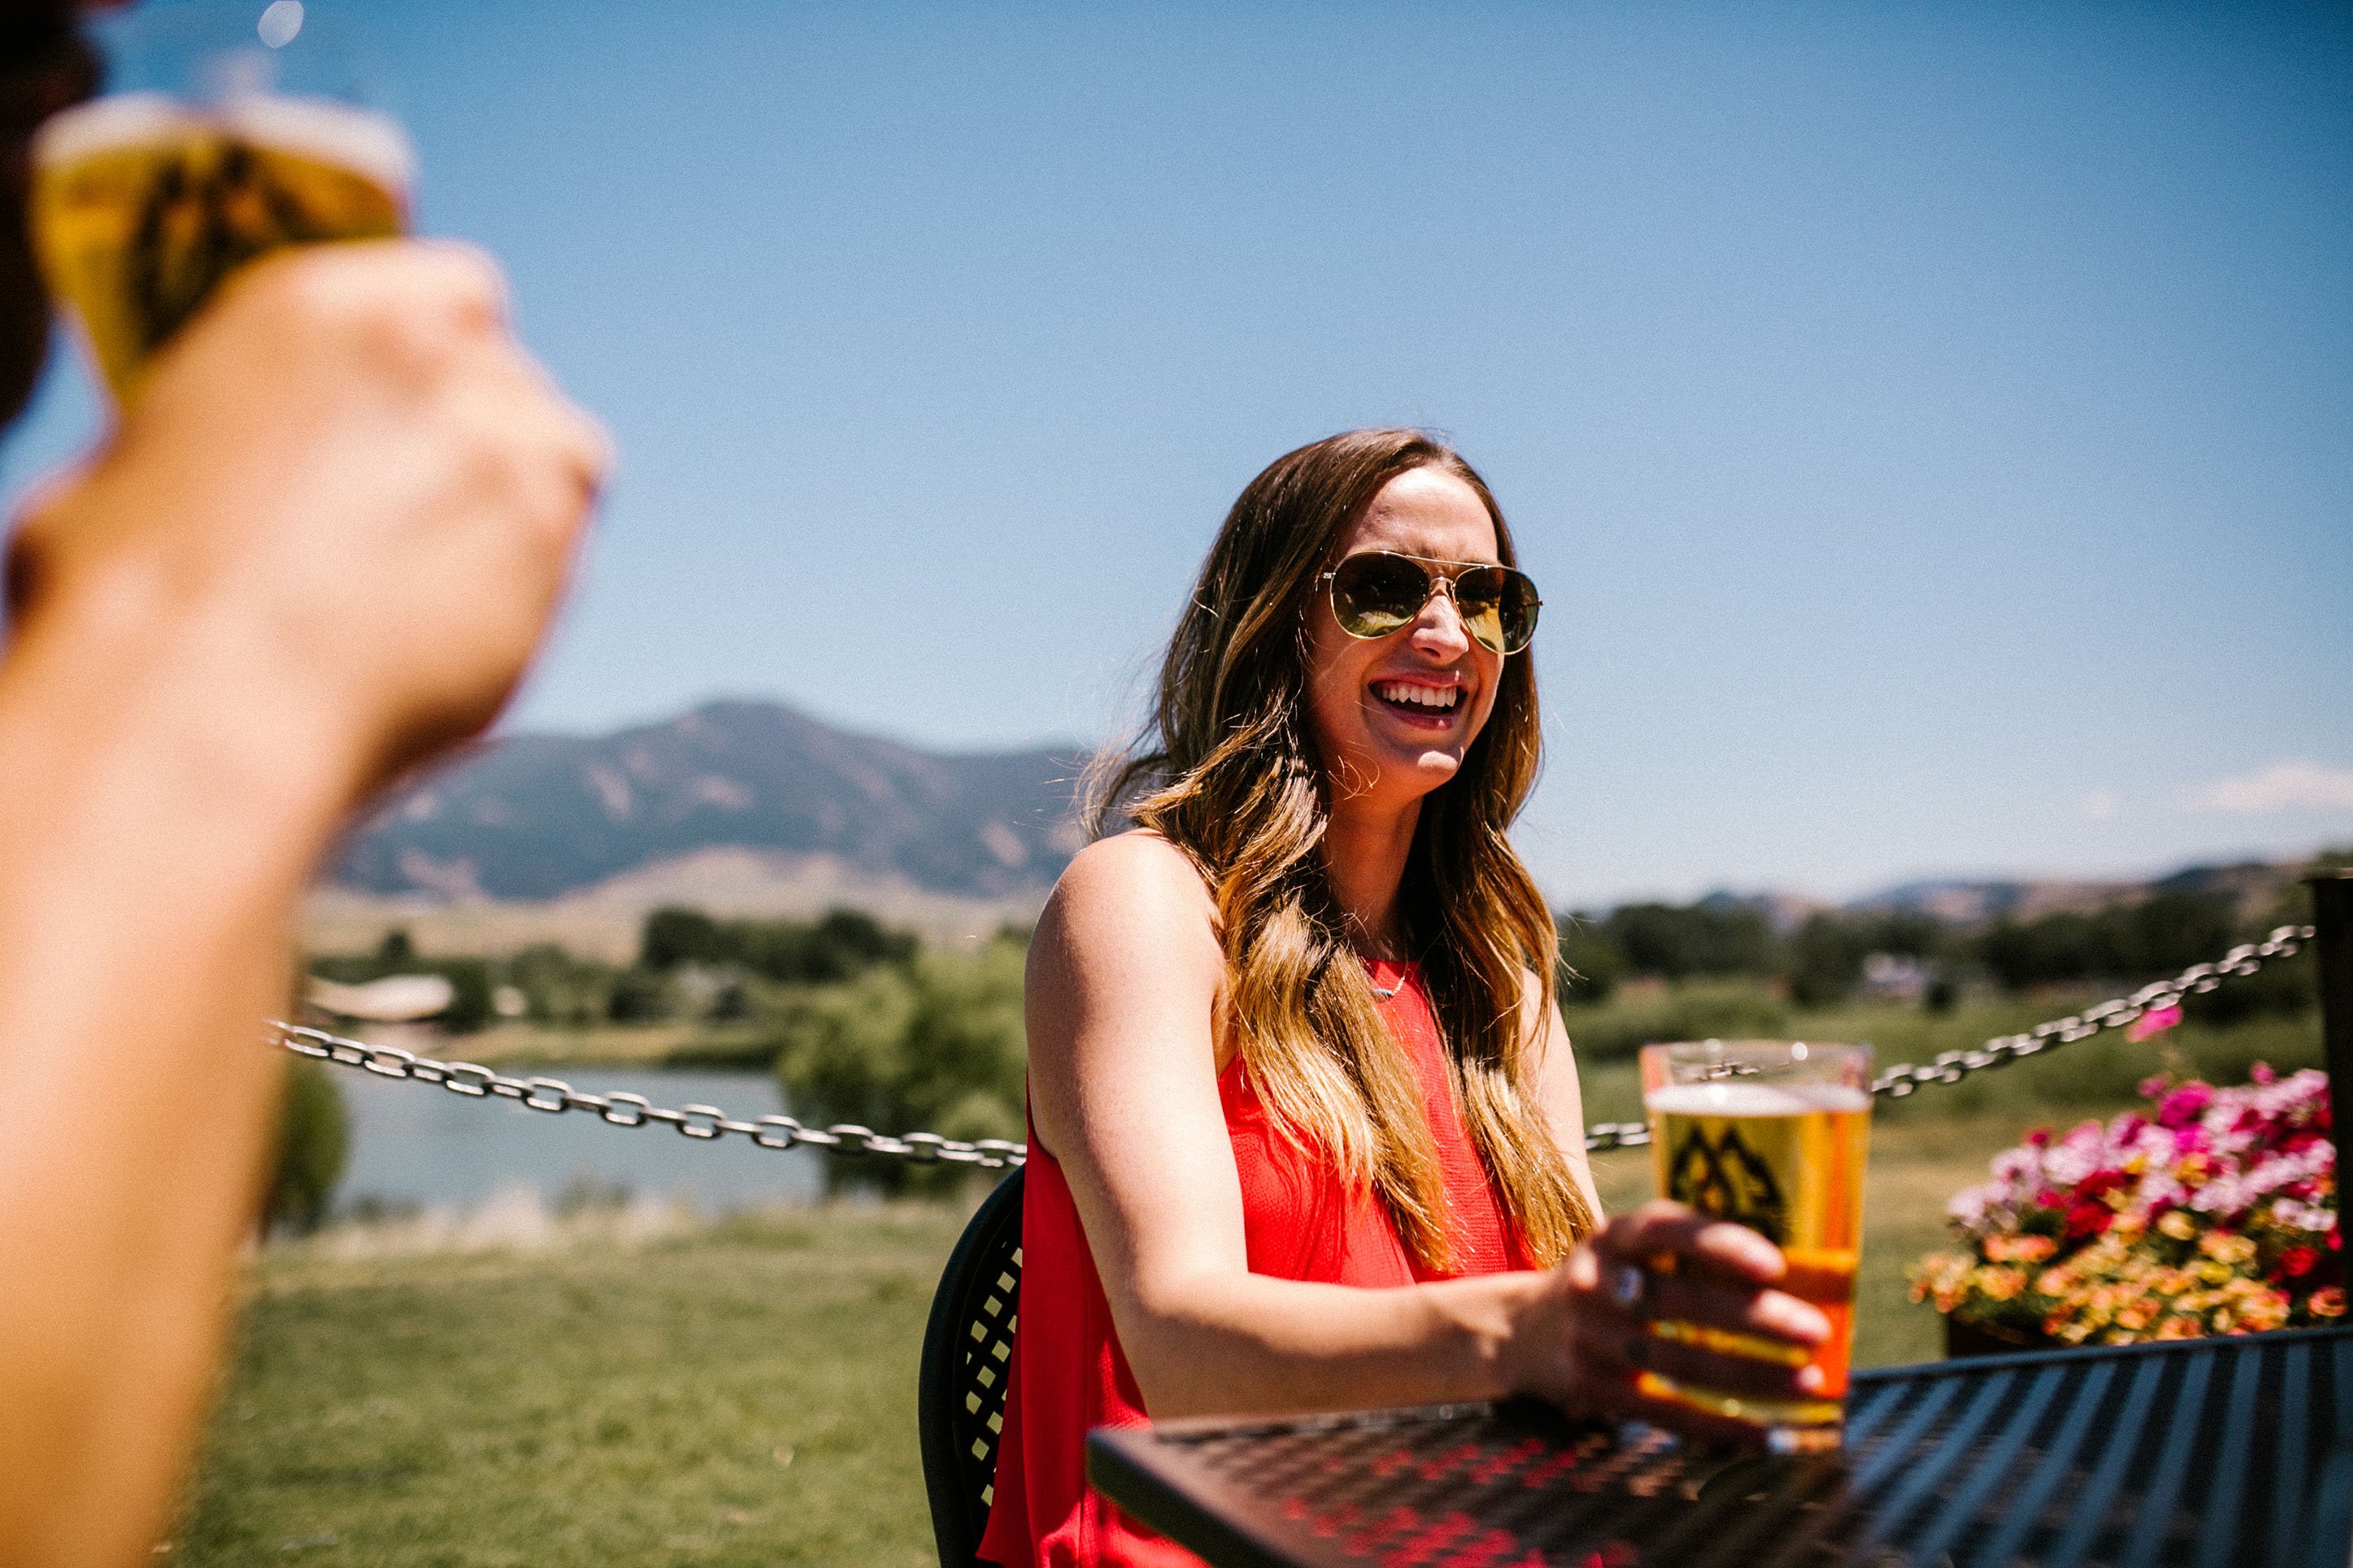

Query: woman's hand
[[1505, 1201, 1833, 1446]]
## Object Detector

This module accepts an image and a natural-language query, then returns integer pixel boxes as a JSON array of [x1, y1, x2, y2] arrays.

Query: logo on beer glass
[[1664, 1121, 1790, 1245]]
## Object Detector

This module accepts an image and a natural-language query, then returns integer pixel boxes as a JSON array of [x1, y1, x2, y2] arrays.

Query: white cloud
[[2082, 788, 2119, 820], [2191, 760, 2353, 814]]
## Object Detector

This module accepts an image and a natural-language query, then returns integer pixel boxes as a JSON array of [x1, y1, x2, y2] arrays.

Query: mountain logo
[[1664, 1123, 1790, 1245]]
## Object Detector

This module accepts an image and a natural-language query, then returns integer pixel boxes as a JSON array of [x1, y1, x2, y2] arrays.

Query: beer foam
[[32, 93, 194, 167], [1644, 1081, 1870, 1117], [219, 95, 414, 195], [33, 90, 414, 197]]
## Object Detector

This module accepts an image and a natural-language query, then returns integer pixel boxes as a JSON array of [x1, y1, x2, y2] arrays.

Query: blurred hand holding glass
[[32, 0, 411, 407], [1640, 1039, 1872, 1449]]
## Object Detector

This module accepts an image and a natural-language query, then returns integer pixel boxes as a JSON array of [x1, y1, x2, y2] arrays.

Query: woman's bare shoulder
[[1050, 829, 1215, 920], [1033, 830, 1220, 986]]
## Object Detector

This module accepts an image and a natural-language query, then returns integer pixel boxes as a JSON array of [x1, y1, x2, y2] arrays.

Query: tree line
[[1558, 879, 2325, 1016]]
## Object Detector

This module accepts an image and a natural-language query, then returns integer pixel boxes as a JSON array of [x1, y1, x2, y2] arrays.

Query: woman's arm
[[1026, 836, 1831, 1433], [1026, 832, 1544, 1418], [1523, 978, 1605, 1223]]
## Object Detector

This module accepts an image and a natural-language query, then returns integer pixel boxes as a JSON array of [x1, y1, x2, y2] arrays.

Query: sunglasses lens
[[1329, 553, 1431, 639], [1455, 567, 1542, 654]]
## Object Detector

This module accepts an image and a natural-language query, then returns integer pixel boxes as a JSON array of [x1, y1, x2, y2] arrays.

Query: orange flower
[[2199, 1232, 2255, 1266], [2312, 1288, 2346, 1320], [1976, 1266, 2027, 1302]]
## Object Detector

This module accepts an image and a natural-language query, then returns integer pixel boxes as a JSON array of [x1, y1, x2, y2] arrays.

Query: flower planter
[[1911, 1067, 2341, 1350]]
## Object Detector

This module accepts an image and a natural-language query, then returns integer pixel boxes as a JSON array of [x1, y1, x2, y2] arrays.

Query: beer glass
[[1638, 1039, 1872, 1450], [31, 1, 412, 407]]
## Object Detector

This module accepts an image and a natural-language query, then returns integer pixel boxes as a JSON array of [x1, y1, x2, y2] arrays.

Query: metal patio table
[[1088, 1324, 2353, 1568]]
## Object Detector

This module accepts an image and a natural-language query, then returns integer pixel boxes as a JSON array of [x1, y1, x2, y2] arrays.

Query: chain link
[[276, 923, 2314, 1166]]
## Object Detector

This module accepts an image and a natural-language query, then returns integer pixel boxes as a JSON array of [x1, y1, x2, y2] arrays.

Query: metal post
[[2308, 872, 2353, 1212]]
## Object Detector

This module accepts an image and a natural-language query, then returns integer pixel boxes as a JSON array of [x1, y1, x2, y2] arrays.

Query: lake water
[[336, 1065, 826, 1215]]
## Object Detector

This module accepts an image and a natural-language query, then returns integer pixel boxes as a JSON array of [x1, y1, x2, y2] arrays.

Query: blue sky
[[6, 1, 2348, 906]]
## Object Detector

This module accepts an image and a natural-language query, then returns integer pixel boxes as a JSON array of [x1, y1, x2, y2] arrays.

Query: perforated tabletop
[[1087, 1325, 2353, 1568]]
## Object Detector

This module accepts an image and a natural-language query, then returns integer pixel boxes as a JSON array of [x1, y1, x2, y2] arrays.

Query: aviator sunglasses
[[1321, 551, 1542, 657]]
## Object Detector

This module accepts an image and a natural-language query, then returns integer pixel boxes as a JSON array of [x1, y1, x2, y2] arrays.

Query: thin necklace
[[1364, 953, 1411, 999]]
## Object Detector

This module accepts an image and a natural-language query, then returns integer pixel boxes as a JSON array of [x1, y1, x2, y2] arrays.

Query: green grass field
[[176, 1206, 963, 1567], [170, 996, 2324, 1565]]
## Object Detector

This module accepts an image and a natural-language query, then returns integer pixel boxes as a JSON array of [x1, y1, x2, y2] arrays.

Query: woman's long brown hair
[[1087, 428, 1594, 1269]]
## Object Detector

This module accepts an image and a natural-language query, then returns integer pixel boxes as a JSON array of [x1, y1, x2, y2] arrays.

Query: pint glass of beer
[[31, 2, 412, 406], [1638, 1039, 1872, 1449]]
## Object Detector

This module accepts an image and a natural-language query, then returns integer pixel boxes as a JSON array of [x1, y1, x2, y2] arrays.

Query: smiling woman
[[976, 431, 1838, 1568]]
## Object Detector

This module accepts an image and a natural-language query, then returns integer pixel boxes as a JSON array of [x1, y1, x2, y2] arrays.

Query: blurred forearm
[[0, 580, 364, 1568]]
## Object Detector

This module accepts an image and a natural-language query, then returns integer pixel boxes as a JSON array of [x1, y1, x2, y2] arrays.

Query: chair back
[[919, 1166, 1024, 1568]]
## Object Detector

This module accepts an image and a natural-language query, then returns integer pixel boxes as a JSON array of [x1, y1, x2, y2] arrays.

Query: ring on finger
[[1607, 1262, 1646, 1311]]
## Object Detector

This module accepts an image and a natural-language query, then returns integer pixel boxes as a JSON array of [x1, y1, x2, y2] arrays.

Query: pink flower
[[2158, 1082, 2216, 1131], [2128, 1004, 2184, 1043]]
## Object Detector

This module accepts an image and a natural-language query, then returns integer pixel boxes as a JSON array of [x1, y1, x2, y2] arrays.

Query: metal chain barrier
[[277, 923, 2314, 1165], [274, 1023, 1029, 1168], [1580, 922, 2316, 1151]]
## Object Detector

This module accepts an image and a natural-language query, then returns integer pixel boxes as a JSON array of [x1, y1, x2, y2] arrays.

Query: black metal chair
[[920, 1166, 1025, 1568]]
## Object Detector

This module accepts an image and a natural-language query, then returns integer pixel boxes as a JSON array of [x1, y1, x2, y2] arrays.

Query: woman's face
[[1302, 466, 1507, 816]]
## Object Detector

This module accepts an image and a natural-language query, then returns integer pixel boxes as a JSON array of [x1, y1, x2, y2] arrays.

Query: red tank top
[[976, 962, 1533, 1568]]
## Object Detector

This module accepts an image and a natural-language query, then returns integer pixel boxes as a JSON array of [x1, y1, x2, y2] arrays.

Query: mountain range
[[332, 700, 1089, 903], [324, 697, 2321, 944]]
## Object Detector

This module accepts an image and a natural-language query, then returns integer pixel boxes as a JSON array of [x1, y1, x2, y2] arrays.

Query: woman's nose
[[1410, 584, 1473, 657]]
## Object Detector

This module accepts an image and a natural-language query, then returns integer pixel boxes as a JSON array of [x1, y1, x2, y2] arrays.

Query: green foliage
[[507, 942, 617, 1027], [641, 906, 724, 969], [1603, 901, 1779, 980], [605, 966, 676, 1023], [2181, 945, 2315, 1027], [1972, 891, 2236, 992], [773, 936, 1028, 1192], [1556, 915, 1628, 1004], [263, 1060, 350, 1235], [640, 906, 919, 984], [1787, 913, 1865, 1010], [1552, 877, 2271, 1015]]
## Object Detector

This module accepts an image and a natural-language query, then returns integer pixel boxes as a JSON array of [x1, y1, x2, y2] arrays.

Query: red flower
[[2077, 1170, 2126, 1201], [2064, 1202, 2112, 1241], [2281, 1247, 2320, 1279]]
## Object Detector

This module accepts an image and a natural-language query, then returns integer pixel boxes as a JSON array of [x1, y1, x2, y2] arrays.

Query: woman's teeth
[[1372, 680, 1460, 712]]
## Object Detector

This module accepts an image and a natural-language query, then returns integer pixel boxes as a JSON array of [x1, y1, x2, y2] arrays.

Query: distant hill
[[331, 700, 1089, 902], [1846, 860, 2307, 927]]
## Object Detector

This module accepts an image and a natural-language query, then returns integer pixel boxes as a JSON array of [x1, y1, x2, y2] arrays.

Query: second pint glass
[[30, 2, 413, 407], [1638, 1039, 1872, 1448]]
